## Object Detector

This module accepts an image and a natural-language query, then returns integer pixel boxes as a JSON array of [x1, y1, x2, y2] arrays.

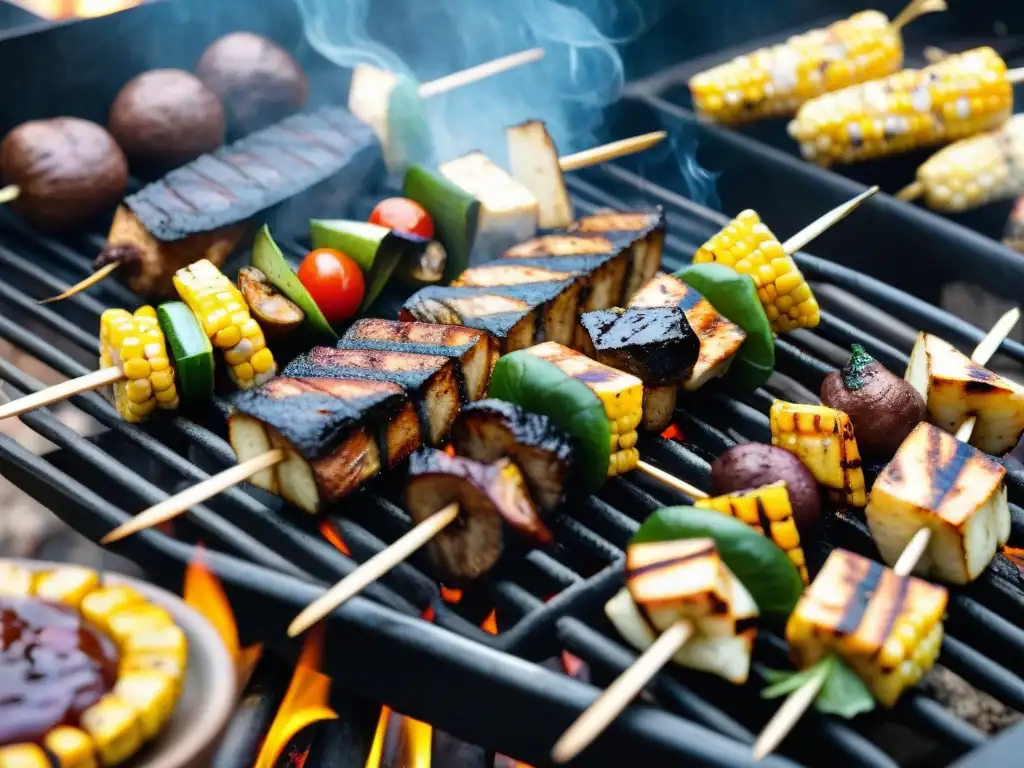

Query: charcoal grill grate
[[1, 161, 1024, 767]]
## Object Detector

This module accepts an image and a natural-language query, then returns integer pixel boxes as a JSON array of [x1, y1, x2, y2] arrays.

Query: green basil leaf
[[632, 506, 803, 616], [677, 263, 774, 391], [762, 654, 876, 719], [489, 351, 610, 492], [763, 656, 834, 699]]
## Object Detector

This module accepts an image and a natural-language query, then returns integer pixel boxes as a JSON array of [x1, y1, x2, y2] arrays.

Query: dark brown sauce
[[0, 597, 118, 746]]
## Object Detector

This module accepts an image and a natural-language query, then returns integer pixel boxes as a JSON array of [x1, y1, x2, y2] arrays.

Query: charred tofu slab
[[228, 377, 420, 514], [568, 210, 666, 299], [787, 549, 948, 707], [506, 120, 574, 229], [450, 399, 575, 514], [866, 423, 1009, 585], [770, 400, 867, 507], [284, 347, 460, 445], [905, 332, 1024, 455], [405, 448, 550, 582], [629, 272, 747, 391], [400, 279, 579, 354], [605, 538, 759, 683], [340, 319, 496, 403]]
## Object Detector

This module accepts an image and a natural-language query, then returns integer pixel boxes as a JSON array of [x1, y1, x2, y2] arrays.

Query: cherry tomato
[[369, 197, 434, 239], [297, 248, 365, 324]]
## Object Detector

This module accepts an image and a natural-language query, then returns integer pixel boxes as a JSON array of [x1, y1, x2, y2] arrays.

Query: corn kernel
[[250, 347, 276, 374], [126, 379, 153, 404], [233, 363, 254, 383], [214, 324, 242, 349]]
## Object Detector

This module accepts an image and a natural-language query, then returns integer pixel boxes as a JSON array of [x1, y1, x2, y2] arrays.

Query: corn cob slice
[[693, 210, 820, 332], [100, 306, 179, 422], [525, 341, 643, 477], [690, 11, 904, 125], [787, 548, 947, 707], [695, 482, 809, 584], [1005, 195, 1024, 254], [173, 259, 277, 390], [770, 400, 866, 506], [790, 48, 1014, 166], [44, 727, 98, 768], [903, 115, 1024, 212], [0, 745, 50, 768]]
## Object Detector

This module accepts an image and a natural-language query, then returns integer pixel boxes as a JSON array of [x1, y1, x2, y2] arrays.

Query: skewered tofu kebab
[[897, 114, 1024, 212], [790, 48, 1022, 167], [689, 0, 947, 125]]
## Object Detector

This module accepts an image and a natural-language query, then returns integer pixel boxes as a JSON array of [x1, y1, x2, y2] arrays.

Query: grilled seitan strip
[[340, 319, 497, 402], [228, 377, 420, 514], [568, 210, 665, 298], [96, 107, 384, 298], [450, 399, 575, 513], [284, 347, 461, 445], [405, 448, 550, 582]]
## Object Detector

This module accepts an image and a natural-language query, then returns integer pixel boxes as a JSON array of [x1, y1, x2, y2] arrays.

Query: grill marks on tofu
[[569, 210, 665, 298], [580, 306, 700, 385], [285, 347, 460, 445], [866, 423, 1009, 585]]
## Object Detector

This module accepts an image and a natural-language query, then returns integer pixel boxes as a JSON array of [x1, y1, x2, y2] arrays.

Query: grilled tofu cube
[[285, 346, 460, 445], [606, 538, 759, 683], [229, 377, 420, 514], [866, 423, 1009, 585], [770, 400, 867, 506], [450, 399, 575, 513], [506, 120, 573, 229], [569, 210, 665, 298], [405, 448, 550, 582], [401, 279, 578, 353], [525, 341, 643, 476], [340, 319, 497, 402], [439, 151, 538, 264], [630, 272, 747, 391], [905, 332, 1024, 455], [695, 482, 809, 584], [580, 307, 700, 385], [787, 549, 948, 707]]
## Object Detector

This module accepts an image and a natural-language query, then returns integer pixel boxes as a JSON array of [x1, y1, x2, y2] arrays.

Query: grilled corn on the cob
[[695, 482, 809, 584], [770, 400, 867, 506], [526, 341, 643, 477], [100, 306, 179, 422], [790, 47, 1014, 166], [690, 11, 904, 125], [693, 210, 820, 332], [787, 548, 948, 707], [173, 259, 277, 390]]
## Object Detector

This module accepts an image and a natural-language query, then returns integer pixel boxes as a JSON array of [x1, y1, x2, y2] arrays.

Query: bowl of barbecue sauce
[[0, 560, 236, 768]]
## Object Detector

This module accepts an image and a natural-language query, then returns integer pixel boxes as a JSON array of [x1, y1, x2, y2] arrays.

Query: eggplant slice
[[405, 448, 550, 582], [579, 306, 700, 385], [450, 399, 575, 514]]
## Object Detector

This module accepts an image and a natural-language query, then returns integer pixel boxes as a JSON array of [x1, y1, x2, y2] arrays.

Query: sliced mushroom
[[237, 266, 305, 338]]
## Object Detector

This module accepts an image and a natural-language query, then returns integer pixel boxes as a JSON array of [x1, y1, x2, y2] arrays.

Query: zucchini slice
[[156, 301, 214, 404], [403, 164, 480, 281]]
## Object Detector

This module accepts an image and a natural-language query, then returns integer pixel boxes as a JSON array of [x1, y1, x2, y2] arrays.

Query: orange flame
[[183, 546, 263, 689], [661, 424, 684, 441], [481, 610, 498, 635], [12, 0, 141, 18], [320, 520, 352, 556], [1003, 546, 1024, 573], [365, 706, 433, 768], [443, 444, 456, 457], [254, 624, 338, 768], [440, 586, 463, 604]]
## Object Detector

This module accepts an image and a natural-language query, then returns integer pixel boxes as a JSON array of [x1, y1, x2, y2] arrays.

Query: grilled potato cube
[[905, 332, 1024, 455], [626, 538, 732, 619], [33, 566, 100, 608], [866, 423, 1009, 585], [0, 562, 35, 596], [0, 745, 49, 768], [80, 695, 145, 766], [695, 482, 809, 584], [770, 400, 866, 506], [81, 587, 146, 634], [787, 549, 947, 707], [114, 671, 180, 739], [44, 726, 99, 768]]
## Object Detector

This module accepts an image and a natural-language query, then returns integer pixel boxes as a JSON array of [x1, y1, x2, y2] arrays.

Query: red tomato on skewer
[[369, 197, 434, 239], [297, 248, 365, 324]]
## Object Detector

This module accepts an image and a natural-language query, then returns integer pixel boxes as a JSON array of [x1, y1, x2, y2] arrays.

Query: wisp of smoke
[[672, 130, 722, 212], [292, 0, 659, 163]]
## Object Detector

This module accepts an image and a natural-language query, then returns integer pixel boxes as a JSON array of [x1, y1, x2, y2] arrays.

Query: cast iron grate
[[1, 160, 1024, 767]]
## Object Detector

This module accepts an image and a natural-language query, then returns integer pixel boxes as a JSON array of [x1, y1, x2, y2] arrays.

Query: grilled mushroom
[[405, 449, 550, 582], [450, 399, 574, 513]]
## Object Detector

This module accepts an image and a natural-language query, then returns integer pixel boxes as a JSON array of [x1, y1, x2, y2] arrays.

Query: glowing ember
[[481, 609, 498, 635], [440, 585, 463, 603], [661, 424, 685, 441], [12, 0, 143, 19], [443, 444, 457, 457], [1003, 546, 1024, 573], [254, 625, 337, 768], [319, 520, 352, 556], [561, 651, 588, 681]]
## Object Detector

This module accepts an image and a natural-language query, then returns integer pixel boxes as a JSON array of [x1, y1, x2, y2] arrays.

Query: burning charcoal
[[579, 306, 700, 385]]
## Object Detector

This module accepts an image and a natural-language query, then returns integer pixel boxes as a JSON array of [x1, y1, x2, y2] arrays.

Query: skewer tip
[[41, 261, 120, 304], [781, 186, 878, 255]]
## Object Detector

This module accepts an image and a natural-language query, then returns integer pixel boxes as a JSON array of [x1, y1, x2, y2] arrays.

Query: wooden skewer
[[40, 261, 120, 304], [0, 184, 19, 205], [891, 0, 947, 32], [923, 46, 951, 64], [558, 132, 668, 173], [551, 618, 695, 764], [896, 180, 924, 203], [635, 460, 708, 499], [0, 365, 123, 421], [753, 307, 1021, 760], [417, 48, 545, 99], [780, 186, 879, 255], [1009, 68, 1024, 86], [287, 502, 461, 637]]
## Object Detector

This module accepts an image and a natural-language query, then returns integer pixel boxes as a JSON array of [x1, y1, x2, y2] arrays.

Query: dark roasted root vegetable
[[710, 443, 821, 533], [405, 448, 550, 581], [450, 399, 575, 514], [866, 423, 1009, 585], [787, 549, 947, 707], [579, 306, 700, 385], [0, 117, 128, 232], [820, 344, 925, 458], [236, 266, 305, 339]]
